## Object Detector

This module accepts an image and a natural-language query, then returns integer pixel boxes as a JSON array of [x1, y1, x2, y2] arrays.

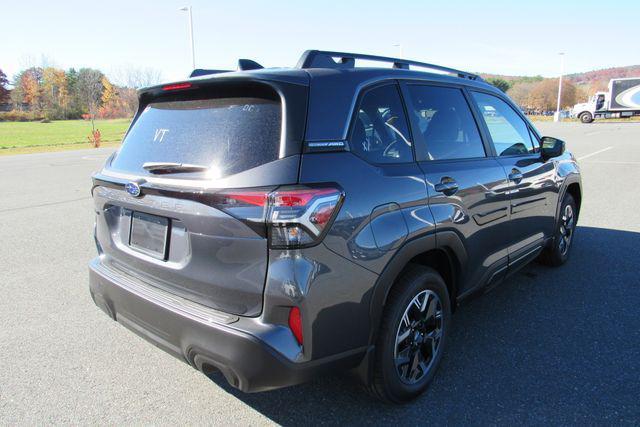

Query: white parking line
[[577, 146, 613, 161]]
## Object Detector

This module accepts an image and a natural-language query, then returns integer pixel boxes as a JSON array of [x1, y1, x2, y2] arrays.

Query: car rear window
[[110, 97, 281, 179]]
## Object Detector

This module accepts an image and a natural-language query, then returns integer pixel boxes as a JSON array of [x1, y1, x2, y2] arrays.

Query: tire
[[539, 193, 577, 267], [367, 265, 451, 403], [580, 112, 593, 123]]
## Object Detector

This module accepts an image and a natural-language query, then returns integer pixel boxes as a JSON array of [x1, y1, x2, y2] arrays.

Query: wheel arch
[[566, 182, 582, 217], [354, 231, 466, 385], [556, 176, 582, 223], [368, 231, 466, 346]]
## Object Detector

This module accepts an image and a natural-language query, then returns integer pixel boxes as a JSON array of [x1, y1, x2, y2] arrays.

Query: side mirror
[[541, 136, 565, 159]]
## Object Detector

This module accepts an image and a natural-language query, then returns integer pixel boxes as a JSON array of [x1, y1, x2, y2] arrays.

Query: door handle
[[434, 178, 459, 195], [508, 169, 523, 184]]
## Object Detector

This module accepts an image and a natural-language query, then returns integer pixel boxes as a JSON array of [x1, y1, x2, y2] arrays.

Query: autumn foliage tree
[[96, 76, 133, 118], [505, 78, 578, 112], [528, 78, 578, 111], [15, 68, 45, 112], [507, 81, 538, 109], [42, 67, 70, 119]]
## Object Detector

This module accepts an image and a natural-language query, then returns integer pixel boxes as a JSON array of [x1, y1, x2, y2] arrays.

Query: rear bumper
[[89, 258, 364, 392]]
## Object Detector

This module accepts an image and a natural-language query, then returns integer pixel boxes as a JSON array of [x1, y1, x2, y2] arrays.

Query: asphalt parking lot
[[1, 121, 639, 425]]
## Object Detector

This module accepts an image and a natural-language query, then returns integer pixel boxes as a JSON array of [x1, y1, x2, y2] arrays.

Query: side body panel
[[295, 149, 436, 359], [420, 159, 512, 294], [299, 152, 434, 274], [495, 154, 558, 264]]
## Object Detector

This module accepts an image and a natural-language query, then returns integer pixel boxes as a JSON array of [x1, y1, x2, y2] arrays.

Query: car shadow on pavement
[[206, 226, 640, 425]]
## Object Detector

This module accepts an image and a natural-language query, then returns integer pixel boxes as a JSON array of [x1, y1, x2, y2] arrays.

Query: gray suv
[[89, 50, 582, 403]]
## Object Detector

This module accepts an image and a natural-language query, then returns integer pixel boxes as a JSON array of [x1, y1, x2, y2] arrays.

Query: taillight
[[268, 187, 342, 248], [288, 307, 303, 345], [162, 82, 193, 91], [210, 185, 343, 249]]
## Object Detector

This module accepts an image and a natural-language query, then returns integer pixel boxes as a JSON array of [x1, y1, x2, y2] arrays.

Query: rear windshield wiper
[[142, 162, 210, 174]]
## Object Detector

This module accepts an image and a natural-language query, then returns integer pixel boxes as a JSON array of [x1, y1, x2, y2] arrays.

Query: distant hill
[[565, 65, 640, 85], [480, 65, 640, 90]]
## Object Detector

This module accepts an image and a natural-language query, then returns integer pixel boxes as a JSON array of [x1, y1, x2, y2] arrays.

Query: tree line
[[0, 66, 162, 122], [0, 64, 622, 121]]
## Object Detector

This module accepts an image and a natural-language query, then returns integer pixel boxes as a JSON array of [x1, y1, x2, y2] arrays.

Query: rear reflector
[[162, 82, 193, 91], [218, 191, 268, 207], [288, 307, 303, 345]]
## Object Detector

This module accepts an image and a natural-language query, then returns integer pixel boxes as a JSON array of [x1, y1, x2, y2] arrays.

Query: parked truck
[[572, 77, 640, 123]]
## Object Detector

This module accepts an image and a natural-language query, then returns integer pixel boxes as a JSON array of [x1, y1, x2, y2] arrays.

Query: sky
[[2, 0, 639, 85]]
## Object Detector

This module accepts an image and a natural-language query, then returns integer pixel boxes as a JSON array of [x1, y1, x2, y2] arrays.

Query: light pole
[[554, 52, 565, 122], [179, 6, 196, 71]]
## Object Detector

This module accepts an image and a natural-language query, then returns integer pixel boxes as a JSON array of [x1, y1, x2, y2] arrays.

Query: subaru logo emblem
[[125, 182, 142, 197]]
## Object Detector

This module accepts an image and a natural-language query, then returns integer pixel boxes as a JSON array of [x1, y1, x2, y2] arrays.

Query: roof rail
[[296, 50, 481, 81]]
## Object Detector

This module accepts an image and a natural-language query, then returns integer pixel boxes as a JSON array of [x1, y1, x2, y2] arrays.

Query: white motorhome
[[572, 77, 640, 123]]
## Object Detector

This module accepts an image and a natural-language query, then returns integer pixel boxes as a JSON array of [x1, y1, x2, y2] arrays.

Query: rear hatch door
[[92, 76, 308, 316]]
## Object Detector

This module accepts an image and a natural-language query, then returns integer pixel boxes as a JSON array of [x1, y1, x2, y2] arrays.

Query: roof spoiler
[[238, 59, 264, 71], [189, 59, 264, 78], [296, 50, 482, 81], [190, 69, 230, 78]]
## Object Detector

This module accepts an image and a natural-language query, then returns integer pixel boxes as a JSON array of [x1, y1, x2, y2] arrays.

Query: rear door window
[[110, 97, 281, 179], [349, 84, 413, 164], [470, 92, 538, 156], [406, 85, 485, 161]]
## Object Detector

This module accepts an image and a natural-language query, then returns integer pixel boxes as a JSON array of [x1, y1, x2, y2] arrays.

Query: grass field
[[0, 115, 638, 156], [0, 119, 131, 153]]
